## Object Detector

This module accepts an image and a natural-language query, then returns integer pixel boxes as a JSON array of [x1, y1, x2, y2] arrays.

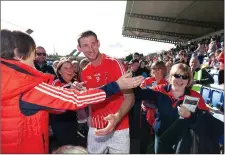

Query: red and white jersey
[[81, 54, 128, 130]]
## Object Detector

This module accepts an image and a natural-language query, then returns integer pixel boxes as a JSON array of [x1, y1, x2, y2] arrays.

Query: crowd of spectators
[[1, 29, 224, 154], [42, 32, 224, 154]]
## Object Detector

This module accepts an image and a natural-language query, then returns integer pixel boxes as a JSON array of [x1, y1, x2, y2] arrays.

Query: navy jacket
[[133, 84, 209, 135]]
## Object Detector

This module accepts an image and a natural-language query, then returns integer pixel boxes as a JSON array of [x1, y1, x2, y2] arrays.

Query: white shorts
[[87, 127, 130, 154]]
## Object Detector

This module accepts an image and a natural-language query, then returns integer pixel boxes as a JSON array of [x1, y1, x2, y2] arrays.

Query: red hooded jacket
[[1, 58, 106, 153]]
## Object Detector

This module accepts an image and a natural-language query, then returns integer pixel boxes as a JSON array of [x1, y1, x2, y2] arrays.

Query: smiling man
[[77, 30, 134, 154]]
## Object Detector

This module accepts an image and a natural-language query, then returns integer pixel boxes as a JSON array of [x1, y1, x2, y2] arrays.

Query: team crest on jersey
[[94, 73, 101, 82]]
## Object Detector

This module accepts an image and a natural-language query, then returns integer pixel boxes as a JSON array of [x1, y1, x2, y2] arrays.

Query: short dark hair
[[77, 30, 98, 47], [36, 46, 45, 51], [12, 31, 36, 60], [1, 29, 15, 59], [134, 52, 140, 56]]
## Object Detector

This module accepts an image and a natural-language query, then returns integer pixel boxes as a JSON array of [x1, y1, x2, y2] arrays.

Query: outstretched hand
[[116, 72, 144, 90]]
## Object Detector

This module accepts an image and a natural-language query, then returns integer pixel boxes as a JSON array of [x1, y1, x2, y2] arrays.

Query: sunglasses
[[36, 53, 47, 56], [173, 74, 189, 80]]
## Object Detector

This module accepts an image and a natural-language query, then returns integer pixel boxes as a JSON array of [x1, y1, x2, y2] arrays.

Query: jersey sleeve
[[21, 82, 107, 110], [111, 59, 126, 80], [140, 78, 152, 88], [140, 80, 148, 89]]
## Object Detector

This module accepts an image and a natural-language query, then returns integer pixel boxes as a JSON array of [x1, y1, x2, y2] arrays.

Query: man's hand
[[94, 113, 120, 136], [116, 72, 144, 90]]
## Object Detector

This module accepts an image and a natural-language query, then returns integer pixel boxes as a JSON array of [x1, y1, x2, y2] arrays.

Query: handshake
[[71, 81, 87, 91], [71, 72, 144, 91]]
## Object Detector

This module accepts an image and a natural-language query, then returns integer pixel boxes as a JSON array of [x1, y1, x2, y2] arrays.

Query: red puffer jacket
[[1, 58, 106, 153]]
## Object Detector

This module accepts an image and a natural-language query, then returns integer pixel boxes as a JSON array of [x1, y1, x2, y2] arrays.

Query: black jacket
[[34, 61, 55, 75], [194, 68, 214, 85]]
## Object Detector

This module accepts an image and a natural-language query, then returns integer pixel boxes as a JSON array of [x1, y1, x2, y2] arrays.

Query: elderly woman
[[50, 60, 80, 148]]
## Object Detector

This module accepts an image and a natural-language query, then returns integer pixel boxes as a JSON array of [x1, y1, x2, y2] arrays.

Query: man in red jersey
[[77, 30, 134, 153]]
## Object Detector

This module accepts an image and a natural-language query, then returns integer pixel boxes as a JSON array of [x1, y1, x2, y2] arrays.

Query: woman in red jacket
[[50, 60, 83, 149], [1, 29, 143, 154]]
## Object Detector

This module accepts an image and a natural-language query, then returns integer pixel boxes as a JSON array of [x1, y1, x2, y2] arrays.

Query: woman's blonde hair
[[52, 145, 88, 154], [169, 63, 193, 87]]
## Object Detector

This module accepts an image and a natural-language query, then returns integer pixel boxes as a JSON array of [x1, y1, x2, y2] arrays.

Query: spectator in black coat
[[34, 46, 55, 75]]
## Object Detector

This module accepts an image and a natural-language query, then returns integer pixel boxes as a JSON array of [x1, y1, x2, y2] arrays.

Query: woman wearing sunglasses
[[130, 63, 224, 153]]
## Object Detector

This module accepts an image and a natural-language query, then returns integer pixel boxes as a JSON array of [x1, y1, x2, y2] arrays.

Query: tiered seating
[[211, 89, 224, 108], [213, 74, 219, 84], [200, 86, 211, 104], [200, 85, 224, 148], [200, 86, 224, 111]]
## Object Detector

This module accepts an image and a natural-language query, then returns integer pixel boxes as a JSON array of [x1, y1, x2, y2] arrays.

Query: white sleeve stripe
[[42, 82, 75, 94], [35, 86, 106, 105], [39, 82, 106, 99], [35, 86, 106, 104], [52, 79, 60, 85], [35, 87, 84, 107], [35, 85, 106, 104]]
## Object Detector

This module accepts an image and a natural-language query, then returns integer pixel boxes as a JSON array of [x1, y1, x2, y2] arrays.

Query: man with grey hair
[[189, 57, 214, 86]]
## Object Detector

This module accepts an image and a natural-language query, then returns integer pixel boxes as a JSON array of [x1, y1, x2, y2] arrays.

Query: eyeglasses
[[36, 53, 47, 56], [173, 74, 189, 80]]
